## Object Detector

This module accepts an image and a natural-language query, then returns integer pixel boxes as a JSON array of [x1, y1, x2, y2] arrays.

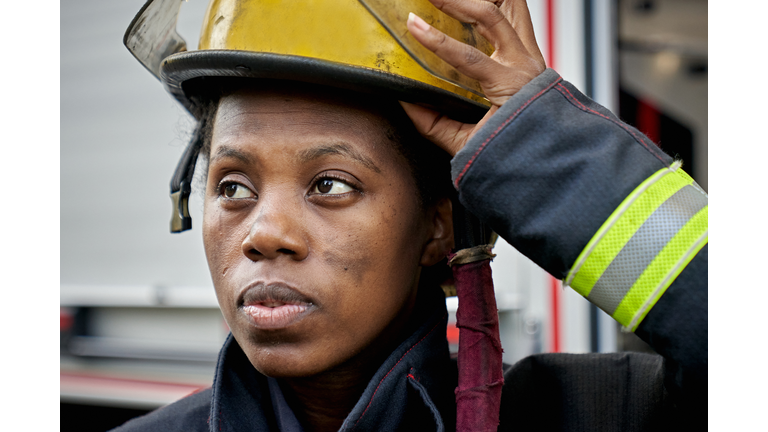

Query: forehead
[[213, 85, 394, 145], [208, 84, 413, 185]]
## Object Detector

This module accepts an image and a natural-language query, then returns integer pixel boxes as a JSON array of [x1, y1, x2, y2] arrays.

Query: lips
[[239, 282, 315, 329]]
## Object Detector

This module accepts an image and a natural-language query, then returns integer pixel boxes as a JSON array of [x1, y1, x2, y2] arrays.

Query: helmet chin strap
[[169, 118, 204, 233]]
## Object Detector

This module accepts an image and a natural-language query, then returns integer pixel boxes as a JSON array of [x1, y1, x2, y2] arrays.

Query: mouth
[[238, 282, 316, 329]]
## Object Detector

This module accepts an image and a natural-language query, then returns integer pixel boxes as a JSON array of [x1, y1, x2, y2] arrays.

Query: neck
[[278, 360, 378, 432], [278, 285, 434, 432]]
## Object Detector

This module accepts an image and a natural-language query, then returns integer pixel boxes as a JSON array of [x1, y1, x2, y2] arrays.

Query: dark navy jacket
[[113, 70, 707, 431]]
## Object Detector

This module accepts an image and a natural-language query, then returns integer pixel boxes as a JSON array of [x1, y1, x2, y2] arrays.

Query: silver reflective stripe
[[588, 185, 708, 314]]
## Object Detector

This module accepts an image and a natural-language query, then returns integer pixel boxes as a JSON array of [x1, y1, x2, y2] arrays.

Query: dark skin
[[202, 87, 454, 432], [201, 1, 545, 430]]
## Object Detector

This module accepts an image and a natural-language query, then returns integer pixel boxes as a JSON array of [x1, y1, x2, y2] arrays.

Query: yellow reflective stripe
[[567, 164, 691, 297], [676, 168, 695, 184], [564, 166, 670, 293], [587, 185, 707, 313], [614, 206, 708, 330]]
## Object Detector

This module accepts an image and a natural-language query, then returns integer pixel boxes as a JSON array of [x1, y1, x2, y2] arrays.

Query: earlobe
[[419, 198, 454, 266]]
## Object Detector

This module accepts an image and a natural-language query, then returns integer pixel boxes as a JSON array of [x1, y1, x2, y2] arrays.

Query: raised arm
[[402, 0, 708, 420]]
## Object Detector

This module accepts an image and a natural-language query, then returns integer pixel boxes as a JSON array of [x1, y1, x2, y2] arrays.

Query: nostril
[[277, 248, 296, 255], [250, 249, 262, 256]]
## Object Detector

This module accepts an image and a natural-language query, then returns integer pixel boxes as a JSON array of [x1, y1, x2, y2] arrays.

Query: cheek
[[321, 247, 371, 285], [318, 196, 425, 305], [202, 203, 248, 296], [318, 214, 386, 286]]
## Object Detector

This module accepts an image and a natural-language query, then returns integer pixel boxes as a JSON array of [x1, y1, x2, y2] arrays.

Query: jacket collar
[[209, 285, 456, 432]]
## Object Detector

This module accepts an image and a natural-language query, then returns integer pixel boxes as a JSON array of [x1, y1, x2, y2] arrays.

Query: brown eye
[[313, 178, 353, 195], [317, 179, 333, 194], [224, 184, 237, 197], [220, 182, 253, 199]]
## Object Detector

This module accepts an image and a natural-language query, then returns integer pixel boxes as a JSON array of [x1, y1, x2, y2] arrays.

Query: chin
[[254, 362, 317, 379], [239, 337, 336, 378]]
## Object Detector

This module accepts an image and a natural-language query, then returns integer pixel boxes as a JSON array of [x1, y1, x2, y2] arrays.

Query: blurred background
[[60, 0, 707, 430]]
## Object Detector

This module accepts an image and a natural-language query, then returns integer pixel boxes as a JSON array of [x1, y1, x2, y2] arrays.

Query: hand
[[401, 0, 546, 156]]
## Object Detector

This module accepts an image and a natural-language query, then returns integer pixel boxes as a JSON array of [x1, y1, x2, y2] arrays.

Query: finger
[[498, 0, 545, 64], [407, 13, 509, 85], [426, 0, 524, 52], [399, 101, 474, 156]]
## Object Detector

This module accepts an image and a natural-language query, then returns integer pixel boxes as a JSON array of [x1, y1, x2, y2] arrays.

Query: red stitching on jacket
[[555, 83, 668, 165], [351, 314, 446, 428], [454, 78, 563, 188]]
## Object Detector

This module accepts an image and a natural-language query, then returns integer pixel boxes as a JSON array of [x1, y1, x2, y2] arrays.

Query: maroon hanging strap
[[449, 245, 503, 432]]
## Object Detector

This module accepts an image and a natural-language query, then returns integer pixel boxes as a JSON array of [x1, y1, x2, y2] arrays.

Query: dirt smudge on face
[[321, 237, 375, 286]]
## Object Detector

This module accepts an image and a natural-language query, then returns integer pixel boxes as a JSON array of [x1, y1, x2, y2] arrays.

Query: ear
[[420, 198, 454, 266]]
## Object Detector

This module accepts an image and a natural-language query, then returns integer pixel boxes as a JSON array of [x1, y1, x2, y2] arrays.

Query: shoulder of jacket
[[110, 387, 213, 432]]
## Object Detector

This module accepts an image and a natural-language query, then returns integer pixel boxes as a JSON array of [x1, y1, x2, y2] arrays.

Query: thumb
[[399, 101, 475, 157]]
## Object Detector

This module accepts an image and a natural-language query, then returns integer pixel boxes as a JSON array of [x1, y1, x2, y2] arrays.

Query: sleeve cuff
[[565, 164, 707, 330]]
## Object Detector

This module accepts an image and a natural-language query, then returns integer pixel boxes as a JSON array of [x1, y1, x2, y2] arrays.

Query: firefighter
[[115, 0, 707, 430]]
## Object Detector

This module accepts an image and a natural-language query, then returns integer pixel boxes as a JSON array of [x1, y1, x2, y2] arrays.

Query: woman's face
[[203, 87, 449, 377]]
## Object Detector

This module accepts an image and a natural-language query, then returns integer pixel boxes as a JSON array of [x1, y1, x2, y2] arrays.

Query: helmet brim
[[161, 50, 489, 124]]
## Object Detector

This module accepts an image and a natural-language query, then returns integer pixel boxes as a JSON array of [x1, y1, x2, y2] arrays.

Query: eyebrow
[[210, 145, 253, 165], [298, 143, 381, 173]]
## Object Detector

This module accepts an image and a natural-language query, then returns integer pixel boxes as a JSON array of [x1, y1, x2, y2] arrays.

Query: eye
[[219, 182, 255, 199], [313, 178, 354, 195]]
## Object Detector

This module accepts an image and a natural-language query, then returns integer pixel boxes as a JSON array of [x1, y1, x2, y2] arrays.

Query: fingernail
[[408, 12, 430, 32]]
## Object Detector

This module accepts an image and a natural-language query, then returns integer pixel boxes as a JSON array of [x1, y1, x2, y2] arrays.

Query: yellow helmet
[[125, 0, 492, 123]]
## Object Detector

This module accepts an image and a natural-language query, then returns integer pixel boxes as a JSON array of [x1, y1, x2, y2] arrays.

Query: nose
[[241, 195, 309, 261]]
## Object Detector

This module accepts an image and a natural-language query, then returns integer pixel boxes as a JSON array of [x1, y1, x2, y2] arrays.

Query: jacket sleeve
[[450, 69, 707, 415]]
